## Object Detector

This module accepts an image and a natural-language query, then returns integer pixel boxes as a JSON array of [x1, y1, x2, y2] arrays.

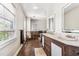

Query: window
[[0, 3, 15, 42]]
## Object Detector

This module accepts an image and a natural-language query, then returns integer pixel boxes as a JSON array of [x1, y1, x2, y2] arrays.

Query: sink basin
[[55, 33, 79, 41], [57, 35, 78, 41]]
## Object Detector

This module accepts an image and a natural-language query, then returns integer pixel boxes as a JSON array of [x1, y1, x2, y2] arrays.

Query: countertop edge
[[42, 33, 79, 47]]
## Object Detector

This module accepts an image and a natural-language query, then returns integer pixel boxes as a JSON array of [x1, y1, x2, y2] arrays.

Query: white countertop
[[43, 33, 79, 47]]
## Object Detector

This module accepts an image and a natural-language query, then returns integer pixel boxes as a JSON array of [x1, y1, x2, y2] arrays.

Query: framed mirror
[[63, 3, 79, 33]]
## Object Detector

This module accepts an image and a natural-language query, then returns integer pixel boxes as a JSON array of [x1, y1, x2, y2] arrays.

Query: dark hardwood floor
[[17, 39, 42, 56]]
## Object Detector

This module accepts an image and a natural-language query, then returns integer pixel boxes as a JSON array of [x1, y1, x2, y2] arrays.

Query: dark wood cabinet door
[[43, 36, 51, 56], [65, 46, 79, 56]]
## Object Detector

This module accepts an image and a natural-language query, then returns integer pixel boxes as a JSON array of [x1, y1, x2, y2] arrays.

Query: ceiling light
[[33, 6, 38, 10]]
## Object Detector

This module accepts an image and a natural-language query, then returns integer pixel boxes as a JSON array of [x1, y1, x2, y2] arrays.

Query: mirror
[[47, 16, 55, 33], [63, 3, 79, 33]]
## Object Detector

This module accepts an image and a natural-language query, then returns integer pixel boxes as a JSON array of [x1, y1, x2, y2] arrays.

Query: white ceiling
[[21, 3, 66, 19], [21, 3, 55, 19]]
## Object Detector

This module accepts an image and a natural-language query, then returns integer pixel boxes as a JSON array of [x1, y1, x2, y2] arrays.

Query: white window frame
[[0, 3, 16, 49]]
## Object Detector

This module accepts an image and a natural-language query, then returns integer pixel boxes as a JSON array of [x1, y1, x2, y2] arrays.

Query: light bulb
[[33, 6, 38, 10]]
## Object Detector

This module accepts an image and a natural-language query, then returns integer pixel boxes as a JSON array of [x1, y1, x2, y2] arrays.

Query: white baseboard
[[13, 44, 23, 56]]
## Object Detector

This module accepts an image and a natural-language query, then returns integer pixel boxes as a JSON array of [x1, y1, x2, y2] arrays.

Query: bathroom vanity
[[42, 33, 79, 56]]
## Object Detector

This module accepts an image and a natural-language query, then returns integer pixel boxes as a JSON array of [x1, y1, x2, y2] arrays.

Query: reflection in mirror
[[48, 17, 55, 34], [63, 3, 79, 33]]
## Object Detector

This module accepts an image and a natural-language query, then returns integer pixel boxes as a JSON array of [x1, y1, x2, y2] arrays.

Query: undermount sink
[[57, 35, 78, 41]]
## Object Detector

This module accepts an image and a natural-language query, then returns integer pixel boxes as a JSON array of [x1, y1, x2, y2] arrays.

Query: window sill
[[0, 36, 16, 49]]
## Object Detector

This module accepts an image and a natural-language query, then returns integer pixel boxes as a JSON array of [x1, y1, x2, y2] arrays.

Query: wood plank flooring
[[17, 39, 42, 56]]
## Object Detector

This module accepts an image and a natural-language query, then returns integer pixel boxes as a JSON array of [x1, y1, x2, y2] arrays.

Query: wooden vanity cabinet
[[43, 36, 66, 56], [43, 35, 79, 56], [51, 39, 66, 56], [43, 36, 52, 56], [65, 46, 79, 56], [53, 40, 79, 56]]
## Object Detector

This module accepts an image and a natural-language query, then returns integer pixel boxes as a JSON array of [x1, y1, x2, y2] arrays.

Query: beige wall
[[64, 6, 79, 30]]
